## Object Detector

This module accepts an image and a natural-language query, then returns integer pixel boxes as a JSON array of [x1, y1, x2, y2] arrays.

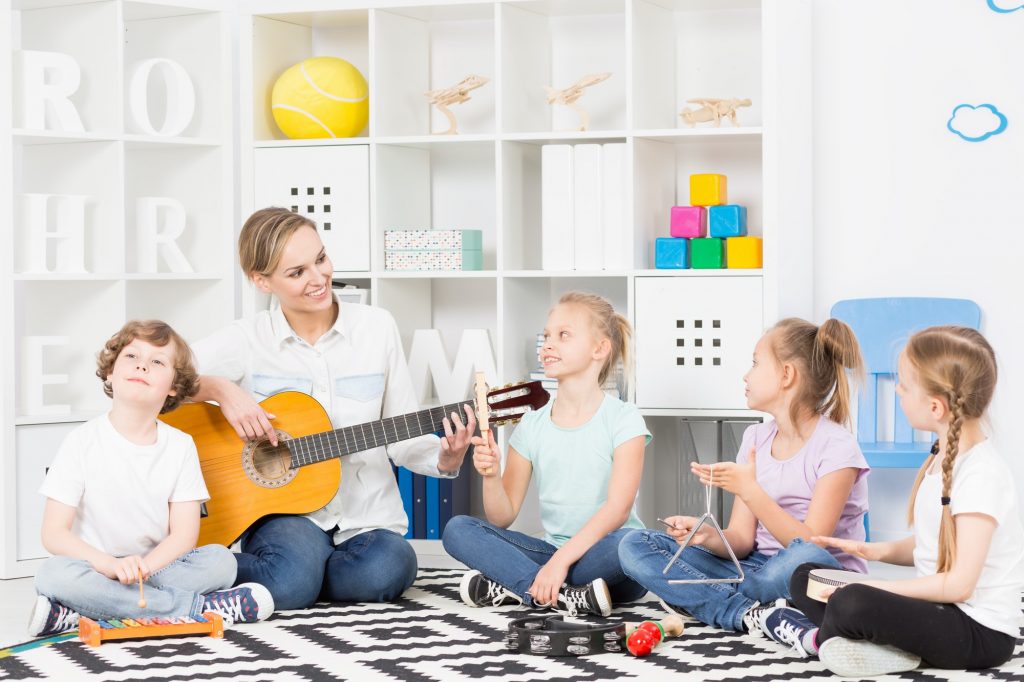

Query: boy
[[28, 320, 274, 637]]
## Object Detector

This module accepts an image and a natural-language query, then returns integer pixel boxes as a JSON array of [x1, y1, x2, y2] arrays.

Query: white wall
[[811, 1, 1024, 536]]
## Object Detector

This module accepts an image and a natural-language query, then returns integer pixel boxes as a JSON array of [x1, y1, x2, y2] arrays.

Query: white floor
[[0, 557, 912, 650], [0, 575, 41, 648]]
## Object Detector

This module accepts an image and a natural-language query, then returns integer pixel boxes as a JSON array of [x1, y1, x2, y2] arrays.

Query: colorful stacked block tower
[[654, 173, 763, 270]]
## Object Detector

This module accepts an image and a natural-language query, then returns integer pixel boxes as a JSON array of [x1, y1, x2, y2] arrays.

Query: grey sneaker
[[556, 578, 612, 617], [201, 582, 275, 625], [27, 595, 79, 637], [818, 636, 921, 677], [459, 570, 523, 608]]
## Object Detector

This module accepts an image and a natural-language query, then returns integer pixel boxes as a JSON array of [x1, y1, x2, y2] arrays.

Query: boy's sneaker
[[459, 570, 523, 608], [556, 578, 612, 617], [741, 598, 785, 636], [201, 583, 274, 625], [27, 595, 79, 637], [818, 636, 921, 678], [760, 606, 818, 657]]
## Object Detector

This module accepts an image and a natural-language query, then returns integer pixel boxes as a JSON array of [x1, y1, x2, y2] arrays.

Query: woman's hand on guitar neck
[[208, 377, 278, 446], [438, 404, 477, 475], [471, 430, 500, 478]]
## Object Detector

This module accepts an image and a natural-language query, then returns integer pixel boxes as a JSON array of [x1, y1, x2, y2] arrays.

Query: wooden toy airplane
[[425, 74, 490, 135], [545, 72, 611, 131], [679, 98, 752, 127]]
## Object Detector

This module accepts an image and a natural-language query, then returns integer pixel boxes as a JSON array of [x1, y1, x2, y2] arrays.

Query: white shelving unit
[[1, 0, 235, 578], [0, 0, 814, 577], [240, 0, 814, 547]]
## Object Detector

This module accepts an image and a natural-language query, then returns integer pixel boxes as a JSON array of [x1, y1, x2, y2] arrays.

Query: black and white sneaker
[[556, 578, 612, 617], [741, 598, 786, 636], [761, 606, 818, 657], [459, 570, 523, 608], [27, 595, 79, 638]]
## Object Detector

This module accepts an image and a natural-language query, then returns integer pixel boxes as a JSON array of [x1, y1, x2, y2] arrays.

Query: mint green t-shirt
[[509, 394, 652, 547]]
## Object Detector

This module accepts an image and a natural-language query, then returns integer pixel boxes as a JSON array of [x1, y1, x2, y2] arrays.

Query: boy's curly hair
[[95, 320, 199, 413]]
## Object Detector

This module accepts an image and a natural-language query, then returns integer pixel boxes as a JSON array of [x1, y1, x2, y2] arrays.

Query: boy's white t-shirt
[[913, 440, 1024, 636], [39, 413, 209, 558]]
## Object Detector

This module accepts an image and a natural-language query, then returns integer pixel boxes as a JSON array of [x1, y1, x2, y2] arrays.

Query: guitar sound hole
[[241, 430, 298, 489], [252, 442, 293, 481]]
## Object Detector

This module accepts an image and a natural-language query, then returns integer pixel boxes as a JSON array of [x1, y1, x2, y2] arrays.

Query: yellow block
[[726, 236, 762, 269], [690, 174, 727, 206]]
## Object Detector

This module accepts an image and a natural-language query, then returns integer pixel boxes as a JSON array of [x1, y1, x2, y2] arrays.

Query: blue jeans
[[35, 544, 236, 621], [235, 515, 417, 610], [618, 530, 841, 631], [441, 515, 647, 607]]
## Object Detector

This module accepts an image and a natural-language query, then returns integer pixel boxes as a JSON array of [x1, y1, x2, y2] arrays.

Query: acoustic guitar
[[160, 380, 549, 546]]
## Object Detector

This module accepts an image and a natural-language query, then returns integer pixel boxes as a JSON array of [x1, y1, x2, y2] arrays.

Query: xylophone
[[78, 612, 224, 647]]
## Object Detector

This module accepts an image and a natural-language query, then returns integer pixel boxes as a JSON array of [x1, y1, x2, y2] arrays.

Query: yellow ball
[[271, 57, 369, 139]]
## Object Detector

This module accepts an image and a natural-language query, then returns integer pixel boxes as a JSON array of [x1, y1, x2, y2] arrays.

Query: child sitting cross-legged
[[28, 320, 275, 638]]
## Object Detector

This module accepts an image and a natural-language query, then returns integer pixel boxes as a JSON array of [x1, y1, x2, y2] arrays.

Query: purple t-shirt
[[736, 417, 870, 572]]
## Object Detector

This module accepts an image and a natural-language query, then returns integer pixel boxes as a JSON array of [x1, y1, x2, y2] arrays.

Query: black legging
[[790, 562, 1017, 670]]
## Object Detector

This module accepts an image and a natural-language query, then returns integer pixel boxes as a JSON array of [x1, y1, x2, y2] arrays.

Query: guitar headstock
[[484, 380, 551, 427]]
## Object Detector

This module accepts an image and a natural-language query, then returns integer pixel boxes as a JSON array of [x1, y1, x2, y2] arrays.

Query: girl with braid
[[760, 326, 1024, 678]]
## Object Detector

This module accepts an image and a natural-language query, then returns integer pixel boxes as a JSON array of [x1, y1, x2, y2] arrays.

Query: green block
[[690, 238, 724, 269]]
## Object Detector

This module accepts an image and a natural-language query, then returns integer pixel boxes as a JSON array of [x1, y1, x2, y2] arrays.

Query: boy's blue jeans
[[234, 515, 418, 610], [35, 544, 237, 621], [441, 514, 647, 606], [618, 529, 842, 631]]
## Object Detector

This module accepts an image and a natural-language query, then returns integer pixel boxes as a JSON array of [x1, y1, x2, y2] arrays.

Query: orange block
[[690, 174, 727, 206], [726, 236, 762, 269]]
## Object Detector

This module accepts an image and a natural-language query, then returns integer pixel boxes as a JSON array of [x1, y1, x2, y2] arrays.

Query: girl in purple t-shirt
[[618, 318, 869, 632]]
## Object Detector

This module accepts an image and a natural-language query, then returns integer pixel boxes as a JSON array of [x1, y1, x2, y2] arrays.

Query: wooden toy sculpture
[[679, 98, 752, 127], [425, 74, 490, 135], [545, 73, 611, 132]]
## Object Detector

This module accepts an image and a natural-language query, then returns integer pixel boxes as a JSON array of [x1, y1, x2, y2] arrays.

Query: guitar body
[[160, 392, 338, 547]]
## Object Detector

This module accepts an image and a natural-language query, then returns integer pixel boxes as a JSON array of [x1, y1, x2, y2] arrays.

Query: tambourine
[[505, 615, 625, 656], [807, 568, 872, 602]]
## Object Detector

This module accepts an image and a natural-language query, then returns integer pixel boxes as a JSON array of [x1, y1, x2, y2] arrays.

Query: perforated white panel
[[253, 146, 370, 272], [635, 276, 763, 409]]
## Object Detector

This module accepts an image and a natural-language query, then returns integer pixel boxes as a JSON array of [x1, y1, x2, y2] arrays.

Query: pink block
[[670, 206, 706, 238]]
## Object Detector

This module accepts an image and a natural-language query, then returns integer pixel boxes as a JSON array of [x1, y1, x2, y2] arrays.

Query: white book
[[572, 144, 603, 271], [601, 143, 630, 270], [541, 145, 574, 271]]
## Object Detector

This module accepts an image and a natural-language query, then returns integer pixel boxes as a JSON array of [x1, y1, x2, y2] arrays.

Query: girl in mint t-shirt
[[780, 326, 1024, 678], [442, 292, 650, 617], [618, 317, 869, 633]]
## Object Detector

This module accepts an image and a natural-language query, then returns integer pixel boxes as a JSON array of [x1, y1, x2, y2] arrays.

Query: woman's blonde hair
[[903, 326, 997, 573], [768, 318, 864, 429], [239, 207, 317, 277], [557, 292, 633, 388], [95, 320, 199, 414]]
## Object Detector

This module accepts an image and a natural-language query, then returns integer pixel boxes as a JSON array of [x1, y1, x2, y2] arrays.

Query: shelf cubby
[[499, 0, 627, 134], [373, 4, 496, 137], [251, 10, 370, 141]]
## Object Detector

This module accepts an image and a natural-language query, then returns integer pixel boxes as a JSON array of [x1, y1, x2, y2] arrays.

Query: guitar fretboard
[[286, 400, 475, 467]]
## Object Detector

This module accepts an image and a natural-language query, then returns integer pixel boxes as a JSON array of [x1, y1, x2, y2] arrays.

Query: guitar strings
[[195, 401, 476, 473]]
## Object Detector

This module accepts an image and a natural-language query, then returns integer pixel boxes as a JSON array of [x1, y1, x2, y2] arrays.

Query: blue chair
[[830, 298, 981, 539]]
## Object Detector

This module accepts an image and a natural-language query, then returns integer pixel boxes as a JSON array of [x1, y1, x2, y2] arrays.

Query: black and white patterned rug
[[2, 568, 1023, 681]]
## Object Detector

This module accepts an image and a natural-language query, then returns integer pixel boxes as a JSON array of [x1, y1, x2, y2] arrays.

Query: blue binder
[[413, 474, 427, 539], [426, 477, 440, 539], [397, 467, 414, 539]]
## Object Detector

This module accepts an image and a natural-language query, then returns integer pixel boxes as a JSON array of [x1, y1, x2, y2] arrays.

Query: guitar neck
[[288, 400, 474, 467]]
